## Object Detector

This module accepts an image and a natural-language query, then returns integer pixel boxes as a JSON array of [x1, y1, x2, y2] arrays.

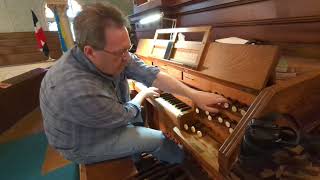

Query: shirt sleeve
[[124, 53, 160, 87], [65, 84, 140, 129]]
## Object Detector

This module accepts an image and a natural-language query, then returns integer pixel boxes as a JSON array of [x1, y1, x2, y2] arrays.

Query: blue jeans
[[63, 125, 185, 165]]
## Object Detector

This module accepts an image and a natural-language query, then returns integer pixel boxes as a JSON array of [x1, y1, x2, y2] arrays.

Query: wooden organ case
[[131, 26, 320, 179], [130, 0, 320, 179]]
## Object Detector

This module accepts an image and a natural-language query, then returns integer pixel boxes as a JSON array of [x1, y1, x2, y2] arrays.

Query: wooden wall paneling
[[0, 31, 62, 66], [278, 43, 320, 59], [136, 23, 320, 45], [0, 31, 59, 40], [175, 0, 320, 50], [133, 0, 165, 14], [177, 0, 320, 24], [0, 44, 56, 55], [283, 56, 320, 73], [0, 50, 61, 66], [136, 30, 156, 40], [211, 22, 320, 43], [132, 0, 320, 59]]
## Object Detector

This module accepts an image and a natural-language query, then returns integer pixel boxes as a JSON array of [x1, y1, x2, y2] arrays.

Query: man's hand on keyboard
[[190, 90, 228, 113], [141, 87, 160, 98]]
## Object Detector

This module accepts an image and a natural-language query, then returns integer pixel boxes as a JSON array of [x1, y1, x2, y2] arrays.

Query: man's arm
[[66, 88, 159, 129], [125, 54, 227, 112], [152, 72, 228, 113], [64, 78, 159, 128]]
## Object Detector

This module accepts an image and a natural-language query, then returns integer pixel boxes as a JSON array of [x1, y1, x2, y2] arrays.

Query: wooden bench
[[80, 157, 138, 180], [0, 68, 47, 133]]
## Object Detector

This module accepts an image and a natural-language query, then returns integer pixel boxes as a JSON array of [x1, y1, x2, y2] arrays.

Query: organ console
[[131, 26, 320, 179]]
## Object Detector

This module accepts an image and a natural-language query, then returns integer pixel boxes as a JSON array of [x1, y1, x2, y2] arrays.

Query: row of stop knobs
[[183, 122, 207, 138], [213, 93, 249, 116], [195, 107, 237, 134]]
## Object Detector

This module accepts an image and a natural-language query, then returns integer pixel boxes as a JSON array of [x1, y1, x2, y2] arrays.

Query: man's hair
[[74, 3, 129, 51]]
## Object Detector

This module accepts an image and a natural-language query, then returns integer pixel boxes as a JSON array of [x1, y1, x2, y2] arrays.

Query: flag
[[53, 9, 68, 52], [31, 10, 50, 57]]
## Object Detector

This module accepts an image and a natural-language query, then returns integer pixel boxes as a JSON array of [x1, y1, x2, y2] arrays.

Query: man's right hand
[[190, 90, 228, 113]]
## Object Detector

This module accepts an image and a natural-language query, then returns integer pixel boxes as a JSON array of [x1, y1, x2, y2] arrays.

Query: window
[[45, 0, 82, 40]]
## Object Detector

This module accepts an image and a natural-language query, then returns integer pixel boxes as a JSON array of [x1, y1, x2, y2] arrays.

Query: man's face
[[87, 26, 131, 76]]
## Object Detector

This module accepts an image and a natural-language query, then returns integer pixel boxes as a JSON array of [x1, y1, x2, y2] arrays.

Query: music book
[[163, 41, 174, 60]]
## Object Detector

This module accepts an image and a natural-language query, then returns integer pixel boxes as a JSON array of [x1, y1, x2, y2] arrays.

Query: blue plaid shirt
[[40, 46, 159, 158]]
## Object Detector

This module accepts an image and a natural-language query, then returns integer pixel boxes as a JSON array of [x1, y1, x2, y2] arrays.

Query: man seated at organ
[[0, 0, 319, 179], [39, 3, 228, 165]]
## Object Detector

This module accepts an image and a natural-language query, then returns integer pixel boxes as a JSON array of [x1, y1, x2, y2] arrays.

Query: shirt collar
[[71, 46, 115, 81]]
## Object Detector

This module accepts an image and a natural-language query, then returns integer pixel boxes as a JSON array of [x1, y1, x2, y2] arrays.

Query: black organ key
[[167, 99, 175, 103], [180, 106, 191, 112], [164, 96, 175, 100], [171, 99, 181, 104], [160, 93, 170, 97], [177, 104, 189, 109], [175, 102, 185, 107]]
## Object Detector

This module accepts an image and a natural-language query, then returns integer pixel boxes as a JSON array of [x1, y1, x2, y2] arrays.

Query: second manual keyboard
[[155, 93, 192, 118]]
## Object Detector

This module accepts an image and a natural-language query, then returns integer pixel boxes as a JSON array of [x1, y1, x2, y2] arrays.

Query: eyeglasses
[[102, 44, 133, 59]]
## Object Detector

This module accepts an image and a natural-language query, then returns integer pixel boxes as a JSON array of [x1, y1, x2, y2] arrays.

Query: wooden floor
[[0, 107, 72, 176]]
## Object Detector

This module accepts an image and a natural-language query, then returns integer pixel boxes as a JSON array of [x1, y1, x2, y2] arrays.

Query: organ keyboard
[[132, 26, 320, 179], [134, 82, 193, 129], [156, 93, 192, 118]]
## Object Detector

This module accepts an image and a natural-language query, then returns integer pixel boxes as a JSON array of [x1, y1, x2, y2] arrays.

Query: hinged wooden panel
[[182, 71, 212, 91], [143, 59, 153, 66], [160, 64, 183, 80], [135, 39, 154, 57], [210, 80, 256, 105], [201, 43, 280, 90]]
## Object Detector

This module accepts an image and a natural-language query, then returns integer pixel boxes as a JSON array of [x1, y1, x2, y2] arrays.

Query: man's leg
[[77, 125, 184, 164], [115, 125, 184, 164]]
